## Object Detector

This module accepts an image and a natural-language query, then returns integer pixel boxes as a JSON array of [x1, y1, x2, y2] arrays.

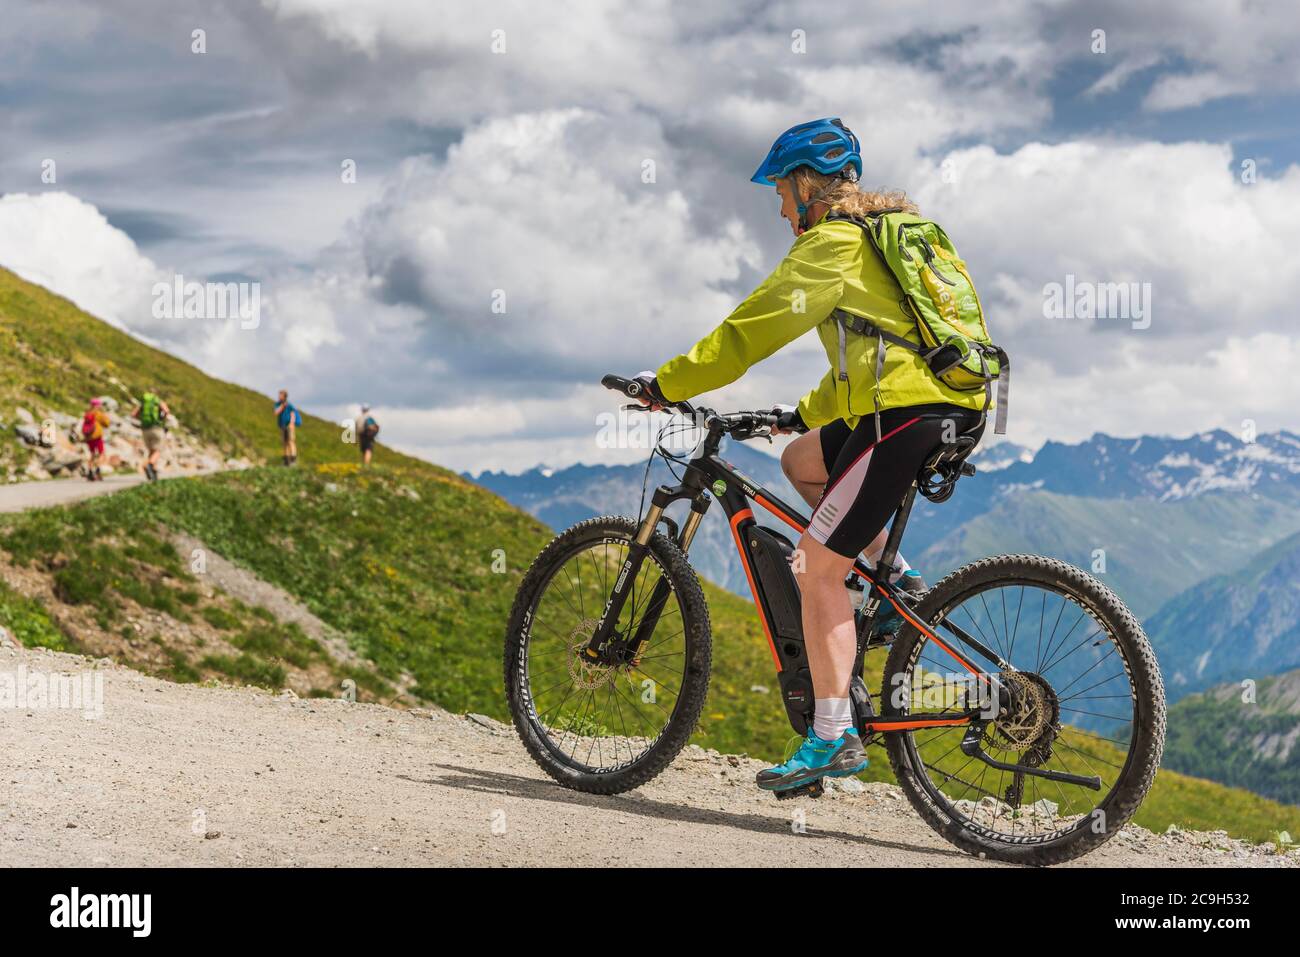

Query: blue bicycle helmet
[[750, 117, 862, 186]]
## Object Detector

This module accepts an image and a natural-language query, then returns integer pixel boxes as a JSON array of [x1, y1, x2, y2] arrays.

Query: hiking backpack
[[826, 210, 1010, 435], [139, 392, 163, 428]]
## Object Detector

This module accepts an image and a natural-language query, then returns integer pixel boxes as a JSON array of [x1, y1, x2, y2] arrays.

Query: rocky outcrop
[[6, 399, 250, 482]]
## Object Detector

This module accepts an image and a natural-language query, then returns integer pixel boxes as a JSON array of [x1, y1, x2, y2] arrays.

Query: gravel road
[[2, 645, 1293, 868]]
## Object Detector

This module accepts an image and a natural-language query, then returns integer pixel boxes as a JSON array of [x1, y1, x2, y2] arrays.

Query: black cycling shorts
[[810, 404, 984, 558]]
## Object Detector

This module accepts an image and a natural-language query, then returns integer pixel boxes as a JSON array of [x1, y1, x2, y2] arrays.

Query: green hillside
[[0, 266, 416, 471], [1163, 668, 1300, 806]]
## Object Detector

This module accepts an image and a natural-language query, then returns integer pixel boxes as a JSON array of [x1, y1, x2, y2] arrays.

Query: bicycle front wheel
[[504, 516, 712, 794], [882, 554, 1165, 866]]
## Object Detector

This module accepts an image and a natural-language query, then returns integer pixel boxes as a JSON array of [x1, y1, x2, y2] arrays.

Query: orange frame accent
[[729, 507, 783, 672]]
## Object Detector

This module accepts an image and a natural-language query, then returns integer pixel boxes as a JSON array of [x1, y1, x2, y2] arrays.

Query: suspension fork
[[582, 501, 662, 660], [624, 493, 710, 656], [582, 490, 708, 661]]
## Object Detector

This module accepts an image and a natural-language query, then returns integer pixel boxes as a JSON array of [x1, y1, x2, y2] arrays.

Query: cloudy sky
[[2, 0, 1298, 472]]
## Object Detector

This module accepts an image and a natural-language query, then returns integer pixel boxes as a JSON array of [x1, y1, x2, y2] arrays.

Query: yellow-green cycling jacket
[[656, 213, 989, 430]]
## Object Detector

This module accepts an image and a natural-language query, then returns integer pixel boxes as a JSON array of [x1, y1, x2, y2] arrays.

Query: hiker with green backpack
[[632, 118, 1009, 792], [131, 390, 171, 482]]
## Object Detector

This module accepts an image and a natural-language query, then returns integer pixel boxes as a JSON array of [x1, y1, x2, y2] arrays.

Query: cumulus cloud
[[0, 192, 164, 333], [352, 109, 762, 389]]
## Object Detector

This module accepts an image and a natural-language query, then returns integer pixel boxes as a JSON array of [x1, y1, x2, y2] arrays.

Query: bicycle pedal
[[773, 778, 825, 801]]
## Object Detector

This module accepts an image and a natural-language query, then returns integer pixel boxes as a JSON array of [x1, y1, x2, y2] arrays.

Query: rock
[[749, 684, 770, 694], [14, 407, 34, 424], [839, 777, 866, 794], [14, 423, 43, 446], [41, 450, 83, 475], [1027, 798, 1059, 818], [466, 713, 508, 734]]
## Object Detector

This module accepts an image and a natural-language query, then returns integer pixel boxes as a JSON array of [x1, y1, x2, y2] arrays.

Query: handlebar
[[601, 373, 781, 441]]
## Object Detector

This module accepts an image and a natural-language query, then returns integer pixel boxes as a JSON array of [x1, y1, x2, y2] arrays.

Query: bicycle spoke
[[899, 576, 1148, 846]]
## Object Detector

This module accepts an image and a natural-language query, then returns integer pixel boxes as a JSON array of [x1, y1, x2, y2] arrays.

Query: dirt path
[[2, 645, 1293, 868], [0, 473, 148, 513]]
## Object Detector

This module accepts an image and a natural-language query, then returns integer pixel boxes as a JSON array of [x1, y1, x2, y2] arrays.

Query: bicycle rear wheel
[[504, 516, 712, 794], [881, 554, 1165, 866]]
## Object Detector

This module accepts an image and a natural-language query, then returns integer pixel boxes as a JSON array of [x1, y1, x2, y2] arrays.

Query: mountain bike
[[504, 374, 1166, 865]]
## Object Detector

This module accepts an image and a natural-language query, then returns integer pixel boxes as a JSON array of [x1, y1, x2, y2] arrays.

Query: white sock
[[862, 544, 911, 584], [812, 697, 853, 741]]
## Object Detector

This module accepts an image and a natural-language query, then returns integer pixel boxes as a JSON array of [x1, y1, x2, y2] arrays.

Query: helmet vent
[[810, 132, 839, 144]]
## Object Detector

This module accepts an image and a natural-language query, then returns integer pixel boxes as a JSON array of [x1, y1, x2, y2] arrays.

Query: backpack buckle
[[924, 337, 970, 377]]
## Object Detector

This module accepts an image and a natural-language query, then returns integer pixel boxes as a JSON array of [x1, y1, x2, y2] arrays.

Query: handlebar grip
[[601, 372, 696, 417], [601, 373, 639, 397]]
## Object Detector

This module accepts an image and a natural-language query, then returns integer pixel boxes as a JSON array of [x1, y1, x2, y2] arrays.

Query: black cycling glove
[[774, 405, 808, 434], [633, 371, 670, 407]]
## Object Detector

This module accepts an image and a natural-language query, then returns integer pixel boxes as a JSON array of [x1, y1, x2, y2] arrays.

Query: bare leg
[[780, 429, 828, 508], [794, 534, 858, 699]]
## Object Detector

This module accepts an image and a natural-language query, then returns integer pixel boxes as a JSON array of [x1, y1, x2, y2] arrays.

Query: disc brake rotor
[[567, 619, 619, 691], [986, 671, 1057, 753]]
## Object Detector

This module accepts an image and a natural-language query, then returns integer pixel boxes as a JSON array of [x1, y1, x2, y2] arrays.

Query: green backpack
[[139, 392, 164, 429], [827, 210, 1009, 435]]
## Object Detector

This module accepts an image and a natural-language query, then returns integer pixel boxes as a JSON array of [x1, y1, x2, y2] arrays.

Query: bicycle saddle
[[918, 435, 978, 503]]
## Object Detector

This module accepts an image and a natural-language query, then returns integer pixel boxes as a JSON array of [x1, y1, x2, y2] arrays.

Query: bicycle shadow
[[399, 764, 973, 862]]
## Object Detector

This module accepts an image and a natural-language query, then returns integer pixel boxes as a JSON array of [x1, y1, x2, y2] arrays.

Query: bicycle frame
[[583, 418, 1008, 741]]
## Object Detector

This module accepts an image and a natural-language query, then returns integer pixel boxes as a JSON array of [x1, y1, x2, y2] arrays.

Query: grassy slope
[[0, 266, 417, 469], [1162, 669, 1300, 806]]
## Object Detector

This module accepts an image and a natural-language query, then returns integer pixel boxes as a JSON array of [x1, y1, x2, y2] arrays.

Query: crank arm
[[960, 724, 1101, 791]]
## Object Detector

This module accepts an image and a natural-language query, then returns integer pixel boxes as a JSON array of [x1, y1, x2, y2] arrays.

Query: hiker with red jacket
[[80, 398, 111, 482]]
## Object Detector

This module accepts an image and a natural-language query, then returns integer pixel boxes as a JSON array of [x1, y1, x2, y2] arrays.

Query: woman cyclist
[[635, 118, 989, 793]]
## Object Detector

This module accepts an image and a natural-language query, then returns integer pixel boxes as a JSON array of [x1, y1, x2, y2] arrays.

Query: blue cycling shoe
[[868, 570, 927, 640], [755, 728, 868, 791]]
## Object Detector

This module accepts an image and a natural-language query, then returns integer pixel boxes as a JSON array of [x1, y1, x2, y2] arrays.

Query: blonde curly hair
[[788, 166, 919, 218]]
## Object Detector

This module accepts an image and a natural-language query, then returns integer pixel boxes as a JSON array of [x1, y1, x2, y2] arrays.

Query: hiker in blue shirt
[[356, 404, 380, 467], [274, 389, 301, 466]]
